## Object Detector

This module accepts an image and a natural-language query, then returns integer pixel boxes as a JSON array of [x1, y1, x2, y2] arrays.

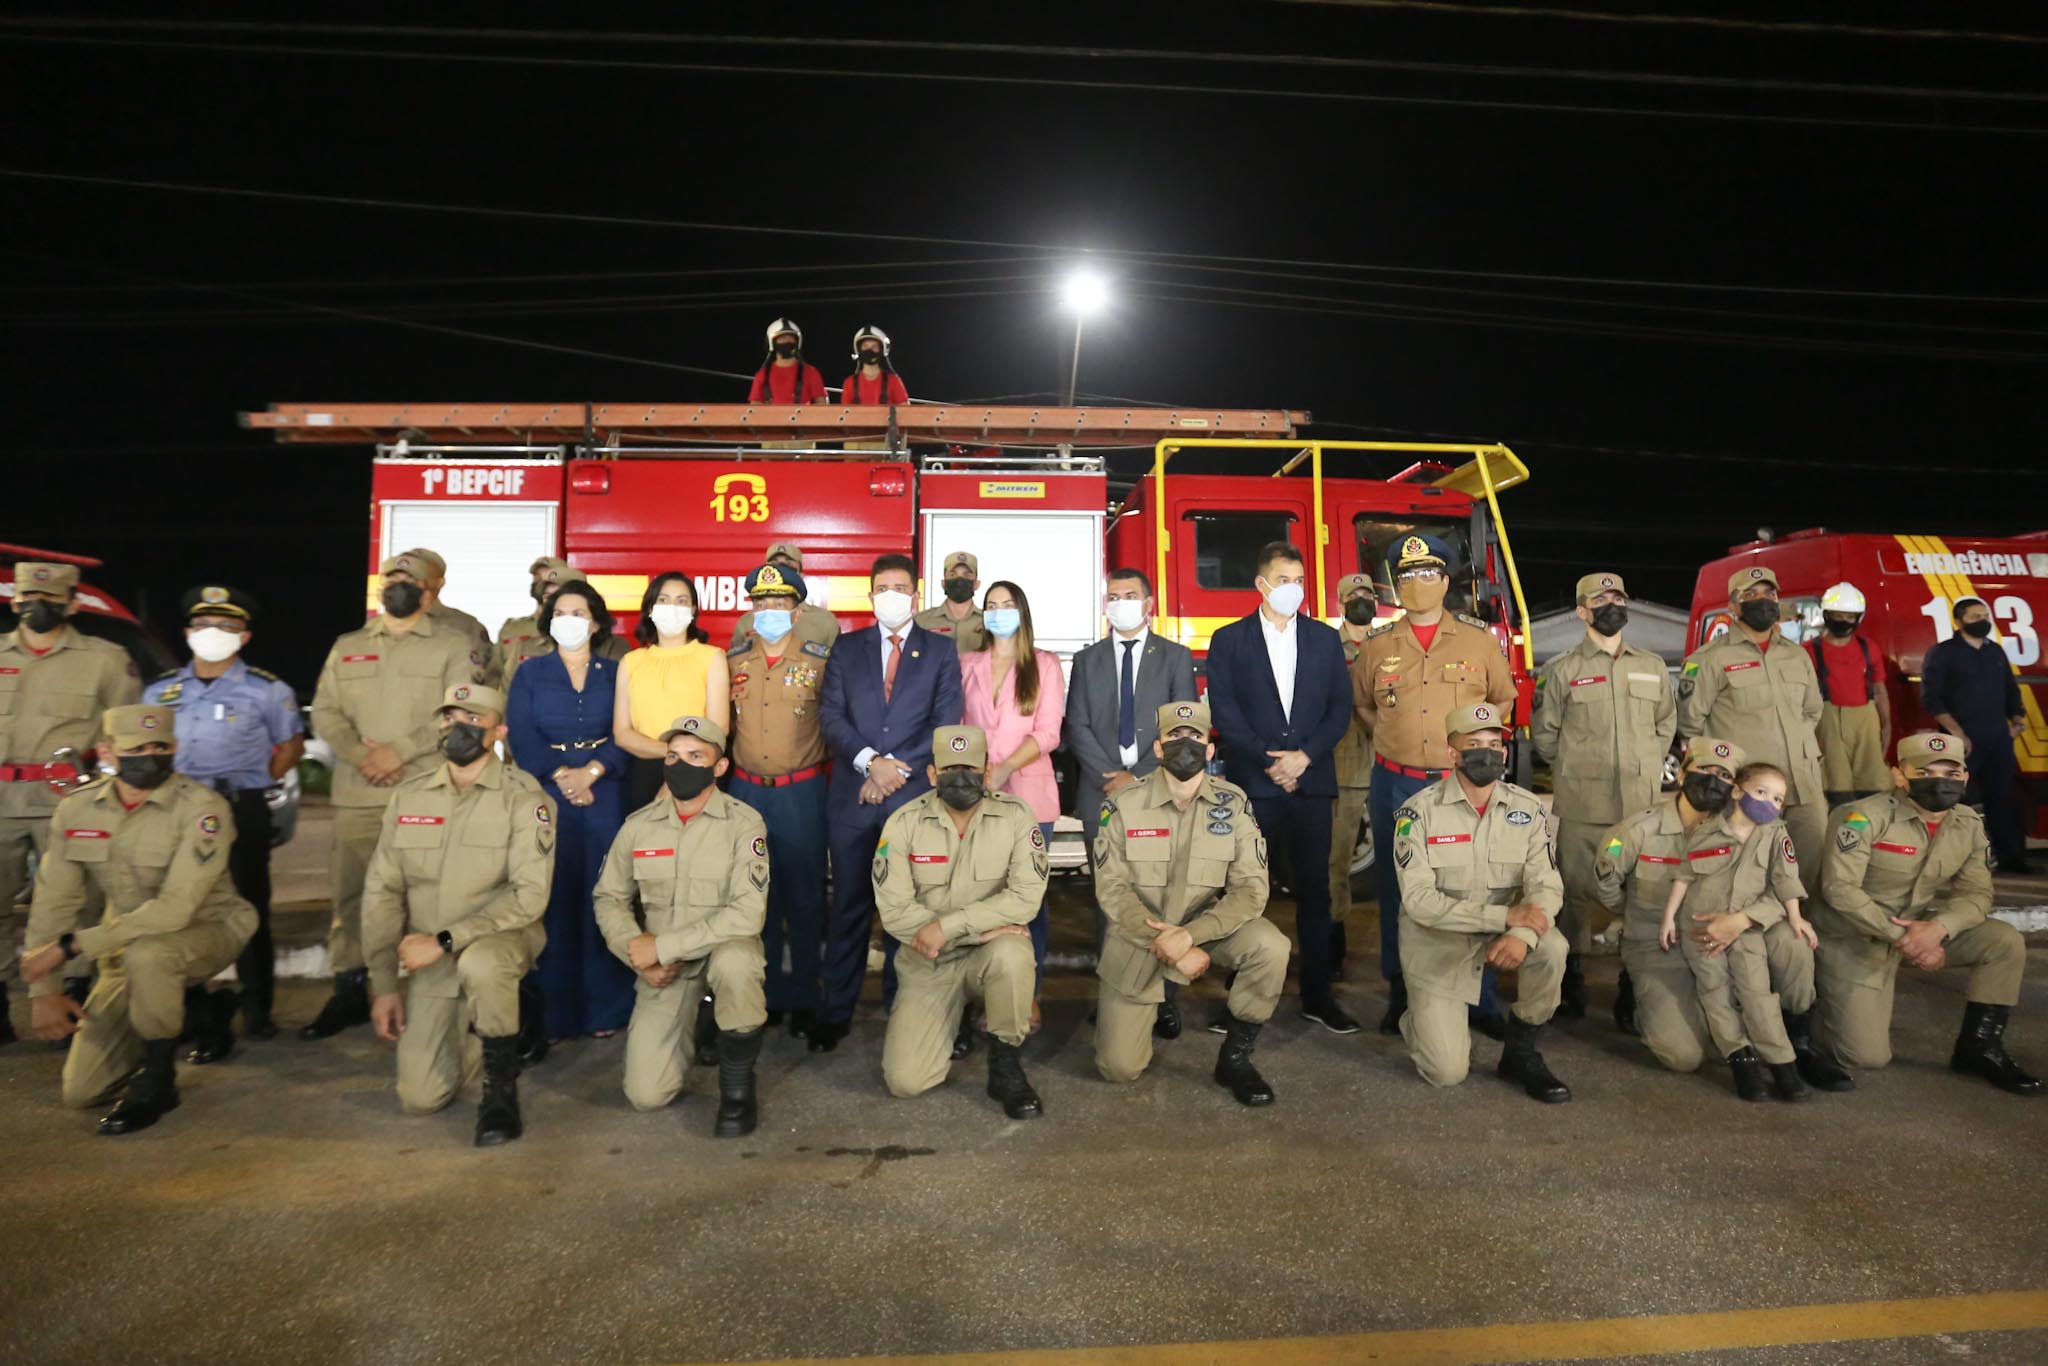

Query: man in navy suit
[[1204, 541, 1360, 1034], [812, 553, 964, 1051]]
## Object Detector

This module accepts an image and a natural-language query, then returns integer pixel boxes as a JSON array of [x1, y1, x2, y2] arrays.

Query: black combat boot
[[984, 1038, 1043, 1119], [1950, 1003, 2044, 1095], [1378, 974, 1408, 1036], [693, 990, 719, 1066], [1213, 1016, 1275, 1107], [516, 980, 549, 1065], [298, 967, 370, 1040], [1153, 996, 1183, 1040], [1727, 1045, 1769, 1102], [1558, 954, 1587, 1020], [1767, 1059, 1810, 1102], [99, 1039, 181, 1135], [1782, 1007, 1853, 1092], [713, 1028, 763, 1138], [475, 1035, 524, 1146], [1613, 967, 1639, 1037], [1497, 1014, 1571, 1103], [0, 978, 18, 1046], [183, 987, 240, 1065]]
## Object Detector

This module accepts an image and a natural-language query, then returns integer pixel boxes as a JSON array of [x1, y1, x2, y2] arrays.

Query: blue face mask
[[1737, 793, 1780, 825], [752, 609, 793, 643], [984, 608, 1022, 639]]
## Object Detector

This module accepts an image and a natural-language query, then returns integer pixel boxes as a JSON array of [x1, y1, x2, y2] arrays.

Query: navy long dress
[[507, 646, 635, 1038]]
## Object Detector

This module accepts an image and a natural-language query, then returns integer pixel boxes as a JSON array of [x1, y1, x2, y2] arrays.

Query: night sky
[[5, 2, 2045, 693]]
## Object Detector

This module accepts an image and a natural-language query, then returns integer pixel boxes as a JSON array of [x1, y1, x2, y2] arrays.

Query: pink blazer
[[959, 647, 1066, 823]]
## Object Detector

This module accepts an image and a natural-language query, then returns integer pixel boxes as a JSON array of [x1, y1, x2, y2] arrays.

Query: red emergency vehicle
[[1690, 528, 2048, 834]]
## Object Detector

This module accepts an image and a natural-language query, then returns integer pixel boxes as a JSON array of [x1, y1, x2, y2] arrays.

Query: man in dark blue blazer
[[812, 553, 964, 1050], [1204, 541, 1360, 1033]]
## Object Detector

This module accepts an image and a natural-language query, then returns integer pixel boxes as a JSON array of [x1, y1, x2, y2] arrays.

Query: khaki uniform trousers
[[1095, 919, 1287, 1084], [327, 803, 388, 975], [397, 930, 534, 1115], [1815, 918, 2026, 1070], [62, 909, 255, 1108], [1401, 931, 1567, 1088], [1328, 784, 1369, 956], [1625, 919, 1815, 1073], [883, 934, 1035, 1099], [1555, 817, 1612, 954], [1679, 929, 1794, 1064], [622, 940, 768, 1112], [1819, 703, 1887, 795]]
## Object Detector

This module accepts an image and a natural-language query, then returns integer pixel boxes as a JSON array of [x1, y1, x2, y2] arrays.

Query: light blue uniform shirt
[[142, 657, 303, 792]]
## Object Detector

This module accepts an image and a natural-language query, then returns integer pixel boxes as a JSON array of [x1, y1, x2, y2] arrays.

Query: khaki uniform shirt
[[0, 625, 140, 819], [730, 606, 841, 657], [1093, 770, 1269, 999], [1391, 778, 1561, 995], [873, 790, 1046, 964], [1816, 793, 1991, 981], [1531, 636, 1676, 825], [428, 600, 498, 685], [1676, 633, 1824, 805], [360, 756, 554, 998], [24, 774, 252, 993], [1353, 614, 1517, 771], [728, 635, 831, 776], [1674, 814, 1803, 928], [913, 603, 987, 655], [1595, 797, 1696, 942], [311, 615, 483, 808], [591, 788, 768, 967], [495, 612, 541, 685], [1333, 629, 1373, 787]]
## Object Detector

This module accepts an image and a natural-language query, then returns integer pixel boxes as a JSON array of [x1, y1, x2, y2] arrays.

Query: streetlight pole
[[1064, 313, 1085, 407], [1059, 268, 1107, 407]]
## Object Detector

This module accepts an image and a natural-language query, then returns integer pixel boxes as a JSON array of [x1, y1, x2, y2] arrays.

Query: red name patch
[[341, 654, 379, 663], [633, 847, 674, 859], [909, 854, 950, 864], [395, 814, 445, 826], [1637, 854, 1681, 865], [65, 828, 111, 840], [1126, 829, 1170, 839], [1873, 841, 1919, 855], [1568, 676, 1608, 688], [1427, 834, 1471, 846], [0, 667, 18, 676], [1689, 845, 1733, 859], [1723, 661, 1761, 673]]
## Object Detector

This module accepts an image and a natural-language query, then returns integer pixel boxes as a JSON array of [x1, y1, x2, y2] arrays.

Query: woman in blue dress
[[506, 581, 635, 1042]]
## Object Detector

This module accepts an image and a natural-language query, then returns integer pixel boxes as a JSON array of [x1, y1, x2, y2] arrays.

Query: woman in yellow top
[[614, 571, 730, 807]]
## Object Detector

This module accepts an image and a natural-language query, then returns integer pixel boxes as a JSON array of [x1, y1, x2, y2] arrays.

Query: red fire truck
[[1690, 527, 2048, 835], [241, 403, 1540, 874]]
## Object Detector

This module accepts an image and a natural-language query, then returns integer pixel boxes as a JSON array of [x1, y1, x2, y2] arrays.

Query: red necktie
[[884, 632, 903, 702]]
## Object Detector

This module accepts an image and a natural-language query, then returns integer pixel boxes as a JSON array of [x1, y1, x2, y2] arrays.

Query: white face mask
[[1105, 599, 1147, 634], [188, 626, 244, 663], [549, 615, 592, 650], [872, 589, 914, 630], [1263, 581, 1305, 617], [650, 603, 695, 637]]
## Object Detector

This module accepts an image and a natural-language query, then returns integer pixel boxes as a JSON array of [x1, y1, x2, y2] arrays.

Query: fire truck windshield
[[1353, 516, 1478, 614]]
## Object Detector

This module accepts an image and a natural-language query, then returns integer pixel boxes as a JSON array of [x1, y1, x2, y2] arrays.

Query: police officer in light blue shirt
[[141, 585, 304, 1042]]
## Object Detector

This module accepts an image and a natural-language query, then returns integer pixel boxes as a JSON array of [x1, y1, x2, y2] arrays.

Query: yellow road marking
[[680, 1289, 2048, 1366]]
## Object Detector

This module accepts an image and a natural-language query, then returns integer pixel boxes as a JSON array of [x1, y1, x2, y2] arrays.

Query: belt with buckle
[[0, 762, 76, 783], [1374, 754, 1448, 781], [730, 762, 828, 788], [547, 738, 610, 751]]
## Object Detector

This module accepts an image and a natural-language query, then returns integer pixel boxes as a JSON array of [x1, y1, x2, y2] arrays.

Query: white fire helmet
[[1820, 582, 1867, 615], [765, 318, 803, 348], [851, 325, 891, 359]]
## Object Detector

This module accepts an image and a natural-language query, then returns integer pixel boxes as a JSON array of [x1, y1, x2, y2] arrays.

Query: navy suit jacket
[[819, 622, 964, 816], [1204, 610, 1353, 800]]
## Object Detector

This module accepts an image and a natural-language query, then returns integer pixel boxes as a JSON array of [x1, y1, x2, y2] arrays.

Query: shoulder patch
[[1506, 809, 1533, 826], [752, 834, 767, 858], [1099, 801, 1117, 828], [1603, 834, 1625, 858], [1029, 825, 1046, 851], [246, 665, 282, 682], [1681, 660, 1701, 678], [197, 812, 222, 837], [802, 640, 831, 658], [1365, 619, 1399, 638], [535, 803, 551, 826]]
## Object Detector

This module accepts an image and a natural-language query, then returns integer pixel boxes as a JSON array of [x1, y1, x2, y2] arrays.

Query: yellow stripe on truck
[[1895, 534, 2048, 775]]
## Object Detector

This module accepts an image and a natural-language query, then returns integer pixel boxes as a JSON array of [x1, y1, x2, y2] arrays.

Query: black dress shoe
[[1302, 998, 1362, 1035], [298, 968, 370, 1041], [1728, 1046, 1770, 1102], [806, 1019, 849, 1053], [1767, 1060, 1810, 1102], [183, 988, 239, 1065], [1153, 998, 1182, 1040], [786, 1009, 815, 1040], [1378, 976, 1407, 1036]]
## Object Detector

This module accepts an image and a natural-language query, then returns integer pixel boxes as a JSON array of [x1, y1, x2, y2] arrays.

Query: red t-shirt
[[841, 371, 909, 406], [1410, 621, 1440, 653], [749, 363, 827, 405], [1814, 636, 1885, 708]]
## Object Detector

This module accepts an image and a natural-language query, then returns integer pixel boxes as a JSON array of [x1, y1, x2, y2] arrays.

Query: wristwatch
[[436, 930, 455, 956], [58, 932, 79, 960]]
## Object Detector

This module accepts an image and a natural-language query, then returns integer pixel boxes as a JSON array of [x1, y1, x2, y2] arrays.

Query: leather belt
[[1374, 754, 1448, 781], [730, 762, 828, 788], [548, 738, 610, 751], [0, 762, 77, 782]]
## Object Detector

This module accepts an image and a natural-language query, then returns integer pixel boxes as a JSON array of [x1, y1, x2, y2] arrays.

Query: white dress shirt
[[1259, 611, 1297, 724], [1110, 625, 1150, 768]]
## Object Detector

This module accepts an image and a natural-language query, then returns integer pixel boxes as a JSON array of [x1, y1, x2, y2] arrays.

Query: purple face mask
[[1737, 792, 1781, 825]]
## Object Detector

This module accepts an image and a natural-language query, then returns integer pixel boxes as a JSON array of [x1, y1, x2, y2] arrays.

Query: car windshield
[[1353, 516, 1478, 614]]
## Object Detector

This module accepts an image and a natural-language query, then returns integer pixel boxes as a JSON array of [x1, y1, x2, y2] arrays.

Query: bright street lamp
[[1060, 269, 1109, 405]]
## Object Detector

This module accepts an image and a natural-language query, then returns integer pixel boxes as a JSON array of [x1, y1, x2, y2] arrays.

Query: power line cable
[[1270, 1, 2048, 46]]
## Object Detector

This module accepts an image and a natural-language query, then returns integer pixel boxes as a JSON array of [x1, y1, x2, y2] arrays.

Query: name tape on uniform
[[1427, 834, 1471, 846], [396, 814, 445, 827], [909, 853, 950, 864], [64, 828, 111, 840], [1689, 844, 1733, 859], [633, 847, 675, 858], [1873, 841, 1920, 855]]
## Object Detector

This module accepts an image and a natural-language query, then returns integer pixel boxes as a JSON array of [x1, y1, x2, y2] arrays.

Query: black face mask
[[381, 581, 425, 618], [1824, 617, 1858, 637], [1737, 598, 1780, 632], [1159, 737, 1210, 781], [1961, 619, 1994, 639], [935, 770, 984, 811], [529, 580, 548, 604], [943, 577, 976, 604], [1682, 771, 1733, 813], [1343, 598, 1374, 626], [664, 759, 717, 801], [1456, 747, 1507, 786], [21, 599, 66, 633], [773, 341, 798, 359], [1907, 776, 1967, 813], [859, 350, 883, 365], [116, 753, 175, 790], [1590, 603, 1629, 636], [442, 721, 489, 766]]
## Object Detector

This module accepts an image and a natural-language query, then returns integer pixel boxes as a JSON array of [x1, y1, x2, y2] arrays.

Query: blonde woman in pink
[[960, 580, 1066, 1029]]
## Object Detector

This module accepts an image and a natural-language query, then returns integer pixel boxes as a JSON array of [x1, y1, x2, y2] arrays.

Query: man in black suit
[[812, 553, 965, 1052], [1203, 541, 1360, 1034], [1065, 567, 1199, 1034]]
